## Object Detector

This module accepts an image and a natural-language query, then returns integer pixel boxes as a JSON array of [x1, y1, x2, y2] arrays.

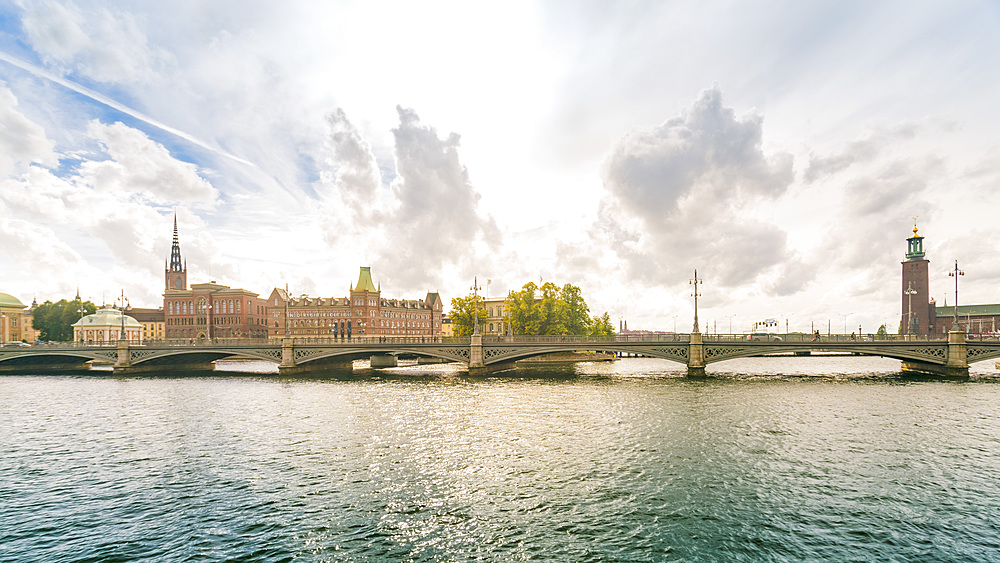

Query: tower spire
[[165, 211, 188, 291]]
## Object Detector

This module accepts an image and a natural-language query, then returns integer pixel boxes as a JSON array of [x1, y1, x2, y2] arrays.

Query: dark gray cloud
[[583, 86, 798, 291]]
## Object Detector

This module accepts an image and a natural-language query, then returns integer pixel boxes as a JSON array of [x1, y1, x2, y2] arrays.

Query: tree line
[[449, 281, 614, 337], [31, 299, 98, 341]]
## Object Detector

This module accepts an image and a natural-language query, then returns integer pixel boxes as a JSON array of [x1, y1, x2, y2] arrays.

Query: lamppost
[[117, 290, 130, 342], [207, 302, 213, 341], [673, 314, 679, 334], [1, 313, 6, 343], [284, 283, 290, 338], [949, 261, 964, 331], [842, 313, 853, 336], [690, 269, 702, 333], [471, 277, 481, 336], [904, 282, 917, 337]]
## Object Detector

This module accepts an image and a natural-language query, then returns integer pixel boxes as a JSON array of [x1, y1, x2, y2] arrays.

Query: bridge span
[[1, 331, 996, 378]]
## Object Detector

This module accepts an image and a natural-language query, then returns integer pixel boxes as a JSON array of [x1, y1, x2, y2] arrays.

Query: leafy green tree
[[590, 312, 615, 336], [449, 294, 488, 336], [876, 324, 888, 339], [559, 283, 591, 335], [510, 283, 542, 335], [32, 298, 97, 341]]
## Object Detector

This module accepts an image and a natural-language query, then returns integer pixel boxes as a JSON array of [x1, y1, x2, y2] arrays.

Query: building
[[931, 305, 1000, 336], [481, 297, 512, 336], [162, 216, 269, 340], [130, 308, 165, 341], [0, 292, 31, 342], [71, 306, 143, 343], [266, 267, 444, 339], [902, 226, 1000, 336], [901, 225, 933, 336]]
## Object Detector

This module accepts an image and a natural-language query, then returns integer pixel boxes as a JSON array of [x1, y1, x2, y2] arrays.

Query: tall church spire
[[169, 212, 183, 272], [165, 212, 188, 291]]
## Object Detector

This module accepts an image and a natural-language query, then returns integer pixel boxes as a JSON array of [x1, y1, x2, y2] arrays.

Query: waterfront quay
[[3, 331, 998, 378]]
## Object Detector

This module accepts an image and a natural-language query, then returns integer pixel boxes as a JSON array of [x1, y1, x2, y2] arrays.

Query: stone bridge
[[2, 331, 997, 378]]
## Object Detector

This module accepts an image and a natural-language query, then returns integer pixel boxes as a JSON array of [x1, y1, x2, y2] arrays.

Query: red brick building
[[162, 217, 268, 340], [266, 267, 444, 339]]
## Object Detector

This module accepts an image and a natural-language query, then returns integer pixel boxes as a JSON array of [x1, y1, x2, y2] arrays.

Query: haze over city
[[2, 0, 999, 334]]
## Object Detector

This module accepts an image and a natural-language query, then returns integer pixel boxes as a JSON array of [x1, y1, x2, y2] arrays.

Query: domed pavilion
[[72, 306, 143, 344]]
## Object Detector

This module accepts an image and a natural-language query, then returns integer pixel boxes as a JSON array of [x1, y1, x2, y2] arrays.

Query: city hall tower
[[901, 224, 930, 336]]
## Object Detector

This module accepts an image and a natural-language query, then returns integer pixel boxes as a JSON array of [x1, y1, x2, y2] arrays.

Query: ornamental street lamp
[[471, 277, 482, 336], [842, 312, 853, 336], [690, 270, 702, 333], [904, 282, 917, 336], [117, 289, 130, 342], [949, 261, 964, 330]]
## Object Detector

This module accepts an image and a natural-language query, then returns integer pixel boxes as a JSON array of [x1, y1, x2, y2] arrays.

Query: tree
[[560, 283, 590, 335], [507, 280, 601, 336], [449, 294, 488, 336], [32, 298, 98, 341], [590, 312, 615, 336], [876, 324, 888, 339]]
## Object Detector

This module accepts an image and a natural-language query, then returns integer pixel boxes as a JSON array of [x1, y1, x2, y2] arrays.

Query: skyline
[[2, 1, 1000, 334]]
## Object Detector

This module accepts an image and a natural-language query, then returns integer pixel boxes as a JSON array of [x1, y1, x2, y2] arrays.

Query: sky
[[2, 0, 1000, 335]]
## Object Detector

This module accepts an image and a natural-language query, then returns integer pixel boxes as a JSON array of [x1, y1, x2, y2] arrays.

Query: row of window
[[276, 309, 432, 320], [167, 299, 264, 316], [285, 319, 430, 329]]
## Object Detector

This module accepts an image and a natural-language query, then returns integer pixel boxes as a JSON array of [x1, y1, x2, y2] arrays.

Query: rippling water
[[3, 357, 1000, 562]]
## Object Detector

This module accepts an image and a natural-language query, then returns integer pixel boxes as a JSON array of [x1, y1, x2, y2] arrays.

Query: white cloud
[[0, 84, 57, 176], [18, 0, 163, 84], [592, 85, 797, 290], [80, 120, 217, 204]]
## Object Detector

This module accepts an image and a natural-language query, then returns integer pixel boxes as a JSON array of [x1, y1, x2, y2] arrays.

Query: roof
[[936, 304, 1000, 316], [0, 293, 26, 308], [353, 266, 378, 293], [72, 307, 143, 328]]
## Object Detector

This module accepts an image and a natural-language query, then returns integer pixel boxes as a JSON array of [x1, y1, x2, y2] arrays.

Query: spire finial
[[912, 215, 919, 236]]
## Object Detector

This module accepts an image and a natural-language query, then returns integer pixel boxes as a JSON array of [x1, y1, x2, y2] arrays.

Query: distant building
[[266, 267, 444, 339], [901, 225, 933, 336], [902, 225, 999, 336], [481, 297, 512, 335], [72, 306, 143, 343], [931, 305, 1000, 335], [0, 292, 30, 342], [161, 217, 268, 340], [441, 315, 454, 337], [130, 308, 165, 341]]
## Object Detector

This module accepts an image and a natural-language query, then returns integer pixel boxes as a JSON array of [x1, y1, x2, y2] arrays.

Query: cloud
[[18, 0, 162, 84], [0, 84, 57, 176], [588, 85, 797, 291], [320, 108, 384, 230], [803, 124, 919, 183], [377, 106, 501, 288], [79, 120, 218, 204]]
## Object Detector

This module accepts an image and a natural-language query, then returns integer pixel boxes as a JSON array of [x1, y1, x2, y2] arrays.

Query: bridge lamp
[[842, 313, 853, 336], [904, 282, 917, 337], [948, 261, 964, 330], [690, 270, 702, 333]]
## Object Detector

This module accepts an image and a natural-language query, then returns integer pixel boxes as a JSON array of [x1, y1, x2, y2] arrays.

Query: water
[[2, 357, 1000, 562]]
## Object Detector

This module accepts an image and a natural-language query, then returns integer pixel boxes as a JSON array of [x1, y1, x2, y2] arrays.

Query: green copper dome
[[0, 293, 26, 308]]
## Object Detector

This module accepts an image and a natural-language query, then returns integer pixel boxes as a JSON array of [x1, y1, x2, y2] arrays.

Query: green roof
[[936, 304, 1000, 316], [0, 293, 26, 308], [353, 267, 378, 292]]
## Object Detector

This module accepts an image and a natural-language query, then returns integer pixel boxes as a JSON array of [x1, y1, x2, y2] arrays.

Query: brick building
[[266, 267, 444, 339], [902, 225, 999, 336], [162, 216, 268, 340]]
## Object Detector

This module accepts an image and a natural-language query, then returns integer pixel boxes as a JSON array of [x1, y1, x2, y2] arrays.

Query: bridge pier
[[687, 332, 706, 377], [277, 338, 354, 375], [469, 333, 484, 371], [901, 331, 969, 379], [468, 361, 517, 376], [370, 354, 398, 368]]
